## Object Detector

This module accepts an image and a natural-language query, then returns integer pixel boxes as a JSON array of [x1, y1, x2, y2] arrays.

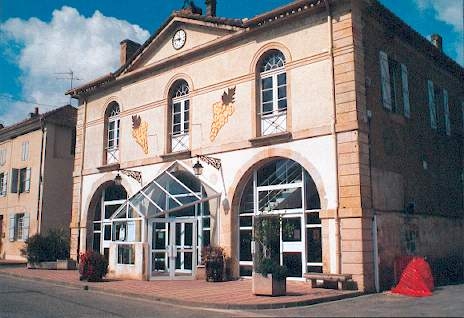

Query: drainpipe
[[36, 117, 47, 233], [324, 0, 342, 275], [76, 97, 88, 260]]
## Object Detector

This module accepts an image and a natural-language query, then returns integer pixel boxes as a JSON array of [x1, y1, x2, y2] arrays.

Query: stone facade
[[68, 0, 463, 291]]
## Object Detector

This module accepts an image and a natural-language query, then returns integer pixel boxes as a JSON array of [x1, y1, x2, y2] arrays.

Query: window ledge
[[160, 150, 191, 161], [249, 132, 292, 147], [97, 163, 120, 172]]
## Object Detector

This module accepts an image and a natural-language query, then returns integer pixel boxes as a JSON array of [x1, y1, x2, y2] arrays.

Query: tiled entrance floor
[[0, 267, 361, 309]]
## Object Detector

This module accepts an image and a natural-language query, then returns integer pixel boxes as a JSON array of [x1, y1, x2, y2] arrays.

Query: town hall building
[[67, 0, 464, 291]]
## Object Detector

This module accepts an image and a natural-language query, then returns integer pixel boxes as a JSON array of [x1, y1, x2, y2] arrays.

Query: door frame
[[149, 217, 197, 280]]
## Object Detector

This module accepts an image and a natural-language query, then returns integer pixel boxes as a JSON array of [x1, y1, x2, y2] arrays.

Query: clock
[[172, 29, 186, 50]]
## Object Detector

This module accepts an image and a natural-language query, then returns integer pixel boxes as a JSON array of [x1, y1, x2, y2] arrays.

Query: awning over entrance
[[111, 162, 220, 220]]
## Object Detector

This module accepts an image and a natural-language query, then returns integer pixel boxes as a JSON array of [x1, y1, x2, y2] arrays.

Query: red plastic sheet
[[391, 257, 434, 297]]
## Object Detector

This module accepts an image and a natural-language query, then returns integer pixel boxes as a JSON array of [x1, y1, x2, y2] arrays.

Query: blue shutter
[[427, 80, 437, 129], [379, 51, 392, 110], [443, 89, 450, 136], [401, 64, 410, 118]]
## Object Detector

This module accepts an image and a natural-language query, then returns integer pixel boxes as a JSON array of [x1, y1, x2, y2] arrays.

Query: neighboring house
[[0, 105, 77, 260], [67, 0, 463, 291]]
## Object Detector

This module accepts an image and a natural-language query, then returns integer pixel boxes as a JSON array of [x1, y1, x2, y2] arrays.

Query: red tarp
[[391, 256, 434, 297]]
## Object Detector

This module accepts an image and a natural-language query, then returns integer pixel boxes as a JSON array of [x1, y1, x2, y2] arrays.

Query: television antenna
[[55, 70, 82, 104]]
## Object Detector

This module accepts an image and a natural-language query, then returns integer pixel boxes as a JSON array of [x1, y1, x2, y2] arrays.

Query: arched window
[[238, 158, 322, 277], [105, 101, 121, 164], [258, 50, 287, 136], [169, 80, 190, 152]]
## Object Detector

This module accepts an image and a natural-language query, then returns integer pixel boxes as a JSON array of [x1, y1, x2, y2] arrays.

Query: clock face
[[172, 29, 186, 50]]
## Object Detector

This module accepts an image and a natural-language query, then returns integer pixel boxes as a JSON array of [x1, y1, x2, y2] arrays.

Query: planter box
[[195, 265, 206, 280], [57, 259, 77, 270], [27, 259, 77, 270], [252, 272, 286, 296]]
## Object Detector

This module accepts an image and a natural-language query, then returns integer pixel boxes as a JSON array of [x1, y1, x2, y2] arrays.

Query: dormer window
[[258, 50, 287, 136], [105, 102, 121, 164]]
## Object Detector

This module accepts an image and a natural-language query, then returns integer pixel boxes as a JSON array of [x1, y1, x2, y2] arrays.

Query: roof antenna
[[55, 70, 82, 105]]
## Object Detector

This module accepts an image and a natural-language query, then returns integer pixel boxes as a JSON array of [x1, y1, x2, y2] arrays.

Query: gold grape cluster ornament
[[210, 86, 236, 142], [132, 115, 149, 154]]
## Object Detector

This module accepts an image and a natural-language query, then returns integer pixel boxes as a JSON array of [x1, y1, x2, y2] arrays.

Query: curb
[[0, 271, 364, 310]]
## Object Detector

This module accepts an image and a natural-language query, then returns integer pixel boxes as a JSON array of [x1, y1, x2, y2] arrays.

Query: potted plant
[[252, 214, 287, 296], [203, 246, 225, 282]]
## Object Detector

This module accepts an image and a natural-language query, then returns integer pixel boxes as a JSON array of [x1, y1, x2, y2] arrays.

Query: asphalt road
[[0, 274, 463, 317]]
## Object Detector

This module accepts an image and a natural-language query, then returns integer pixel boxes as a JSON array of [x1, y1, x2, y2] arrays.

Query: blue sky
[[0, 0, 462, 125]]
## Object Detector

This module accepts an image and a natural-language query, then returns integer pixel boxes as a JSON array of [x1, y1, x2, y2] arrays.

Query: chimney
[[205, 0, 217, 17], [180, 0, 202, 15], [120, 39, 141, 65], [30, 107, 39, 119], [431, 34, 443, 51]]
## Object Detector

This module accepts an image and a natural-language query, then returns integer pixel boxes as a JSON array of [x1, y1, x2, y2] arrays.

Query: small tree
[[253, 214, 287, 280], [79, 251, 108, 282]]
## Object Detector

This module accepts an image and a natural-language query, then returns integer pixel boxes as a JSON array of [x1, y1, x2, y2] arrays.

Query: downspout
[[37, 117, 47, 233], [324, 0, 342, 275], [76, 97, 88, 260]]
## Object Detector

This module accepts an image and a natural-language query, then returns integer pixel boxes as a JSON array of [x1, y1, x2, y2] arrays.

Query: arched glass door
[[238, 158, 322, 278]]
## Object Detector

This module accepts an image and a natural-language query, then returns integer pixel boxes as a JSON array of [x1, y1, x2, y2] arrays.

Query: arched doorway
[[237, 158, 322, 278], [87, 182, 128, 260]]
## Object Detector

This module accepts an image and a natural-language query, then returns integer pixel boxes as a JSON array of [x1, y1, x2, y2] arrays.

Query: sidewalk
[[0, 267, 362, 309]]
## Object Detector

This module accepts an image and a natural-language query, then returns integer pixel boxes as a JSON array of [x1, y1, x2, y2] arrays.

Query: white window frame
[[170, 82, 190, 152], [14, 213, 25, 241], [259, 52, 287, 136], [106, 104, 120, 164]]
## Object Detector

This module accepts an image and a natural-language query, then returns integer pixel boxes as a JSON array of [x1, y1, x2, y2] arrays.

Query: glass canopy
[[110, 162, 220, 220]]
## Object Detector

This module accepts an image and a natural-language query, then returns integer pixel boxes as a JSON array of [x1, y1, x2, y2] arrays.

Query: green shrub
[[203, 246, 225, 282], [79, 251, 108, 282], [21, 229, 70, 264]]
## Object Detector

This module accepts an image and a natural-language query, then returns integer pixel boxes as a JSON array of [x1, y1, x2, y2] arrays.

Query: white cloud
[[414, 0, 464, 65], [0, 6, 149, 125]]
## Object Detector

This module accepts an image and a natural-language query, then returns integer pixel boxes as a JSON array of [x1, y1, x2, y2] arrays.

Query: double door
[[150, 218, 196, 280]]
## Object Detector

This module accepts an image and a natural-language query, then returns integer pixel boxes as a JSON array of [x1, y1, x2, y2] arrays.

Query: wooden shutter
[[401, 64, 411, 118], [10, 168, 18, 193], [9, 215, 15, 242], [25, 168, 31, 193], [427, 80, 437, 129], [22, 214, 30, 241], [379, 51, 392, 110], [443, 89, 450, 136]]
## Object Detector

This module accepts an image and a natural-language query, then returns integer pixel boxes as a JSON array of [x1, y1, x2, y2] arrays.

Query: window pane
[[184, 100, 189, 110], [239, 230, 252, 261], [173, 124, 181, 134], [261, 77, 273, 89], [183, 121, 189, 131], [240, 265, 253, 276], [240, 216, 252, 228], [173, 102, 181, 113], [307, 227, 322, 263], [104, 224, 111, 240], [262, 90, 273, 103], [184, 223, 193, 246], [283, 252, 302, 277], [257, 159, 302, 186], [173, 114, 181, 124], [307, 266, 323, 273], [92, 233, 101, 252], [202, 230, 210, 247], [278, 99, 287, 110], [117, 245, 135, 265], [306, 213, 321, 225], [278, 86, 287, 99], [258, 188, 302, 211], [262, 102, 273, 114], [282, 218, 302, 242], [305, 171, 321, 209], [105, 204, 121, 219], [202, 217, 210, 228], [278, 73, 287, 86]]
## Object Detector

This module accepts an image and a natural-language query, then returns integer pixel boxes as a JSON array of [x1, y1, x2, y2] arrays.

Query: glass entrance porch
[[109, 162, 220, 280]]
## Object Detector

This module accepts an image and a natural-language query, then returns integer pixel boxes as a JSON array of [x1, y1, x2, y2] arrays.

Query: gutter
[[36, 117, 47, 233], [324, 0, 342, 275]]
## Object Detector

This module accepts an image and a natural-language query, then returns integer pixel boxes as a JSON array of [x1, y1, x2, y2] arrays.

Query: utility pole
[[55, 70, 82, 105]]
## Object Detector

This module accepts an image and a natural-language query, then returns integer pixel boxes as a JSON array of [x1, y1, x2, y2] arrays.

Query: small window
[[169, 80, 190, 152], [10, 168, 30, 194], [105, 102, 121, 164], [117, 244, 135, 265], [21, 142, 29, 161]]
